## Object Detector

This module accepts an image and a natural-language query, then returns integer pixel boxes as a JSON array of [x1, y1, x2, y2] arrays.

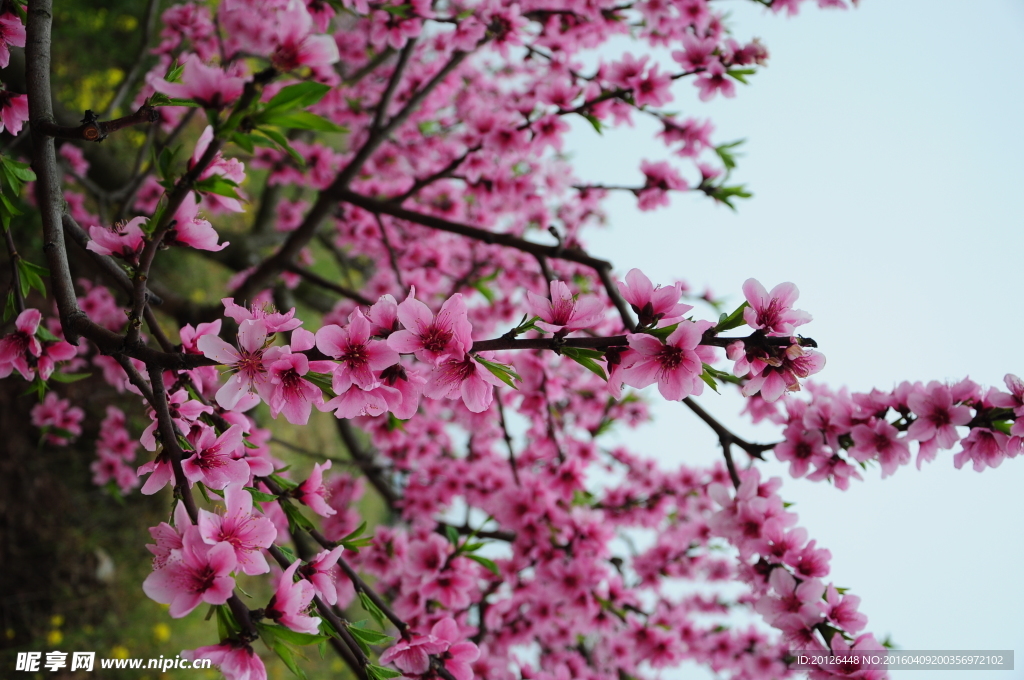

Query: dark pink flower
[[906, 382, 971, 449], [617, 268, 692, 327], [388, 290, 473, 365], [424, 354, 506, 413], [526, 280, 605, 333], [621, 321, 715, 401], [695, 60, 735, 101], [316, 309, 399, 392], [954, 428, 1010, 471], [183, 424, 250, 490], [31, 392, 84, 446], [850, 419, 911, 477], [267, 351, 323, 424]]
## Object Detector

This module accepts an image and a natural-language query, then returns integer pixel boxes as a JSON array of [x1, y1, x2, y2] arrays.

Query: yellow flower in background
[[152, 623, 171, 643], [46, 630, 63, 646], [50, 615, 64, 628], [5, 629, 14, 640], [111, 645, 130, 659]]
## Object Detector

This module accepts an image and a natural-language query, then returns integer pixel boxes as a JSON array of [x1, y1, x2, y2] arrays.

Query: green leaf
[[472, 354, 521, 389], [466, 553, 500, 576], [368, 665, 404, 680], [357, 591, 387, 629], [17, 259, 46, 298], [698, 370, 719, 394], [265, 82, 332, 113], [254, 127, 306, 166], [244, 486, 278, 502], [714, 139, 744, 172], [346, 624, 394, 647], [381, 4, 411, 17], [581, 112, 603, 135], [164, 59, 185, 83], [445, 524, 459, 546], [339, 521, 368, 543], [713, 301, 749, 333], [644, 323, 679, 341], [726, 68, 756, 84], [3, 291, 14, 322], [148, 92, 201, 108], [262, 624, 328, 647], [231, 132, 256, 154], [560, 347, 608, 381], [194, 175, 242, 200], [257, 109, 346, 133], [304, 371, 337, 398], [35, 324, 61, 343], [280, 499, 315, 532], [2, 156, 37, 183], [269, 472, 298, 491], [707, 184, 752, 211], [49, 372, 91, 384]]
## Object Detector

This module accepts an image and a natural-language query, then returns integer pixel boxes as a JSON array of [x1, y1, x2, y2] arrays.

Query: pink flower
[[906, 382, 971, 449], [146, 502, 191, 570], [695, 60, 735, 101], [0, 90, 28, 135], [637, 160, 689, 211], [424, 354, 506, 413], [774, 427, 827, 478], [299, 546, 344, 605], [0, 13, 26, 69], [295, 461, 337, 517], [526, 280, 605, 333], [142, 527, 237, 618], [672, 33, 717, 71], [221, 297, 303, 333], [621, 321, 716, 401], [266, 561, 320, 634], [192, 126, 247, 213], [388, 290, 473, 365], [153, 54, 246, 108], [429, 618, 480, 680], [198, 319, 281, 411], [617, 268, 693, 327], [316, 309, 399, 392], [182, 641, 267, 680], [421, 566, 476, 610], [271, 0, 340, 71], [379, 632, 447, 675], [850, 419, 911, 477], [86, 217, 147, 262], [165, 192, 229, 251], [182, 424, 251, 490], [199, 483, 277, 575], [954, 428, 1010, 472], [31, 391, 84, 445], [0, 308, 43, 380], [742, 279, 812, 336], [267, 351, 323, 424]]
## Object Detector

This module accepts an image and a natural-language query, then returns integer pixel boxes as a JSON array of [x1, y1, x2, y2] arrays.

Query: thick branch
[[35, 104, 159, 142]]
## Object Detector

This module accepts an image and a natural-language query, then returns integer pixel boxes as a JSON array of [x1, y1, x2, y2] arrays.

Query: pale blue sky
[[563, 1, 1024, 677]]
